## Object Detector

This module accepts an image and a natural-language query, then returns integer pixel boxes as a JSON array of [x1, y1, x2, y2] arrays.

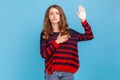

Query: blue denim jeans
[[45, 71, 74, 80]]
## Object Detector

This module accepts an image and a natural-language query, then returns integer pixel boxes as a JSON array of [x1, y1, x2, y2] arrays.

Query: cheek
[[57, 16, 60, 20], [49, 16, 52, 20]]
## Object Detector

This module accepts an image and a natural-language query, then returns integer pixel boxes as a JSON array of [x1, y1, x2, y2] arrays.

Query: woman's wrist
[[81, 19, 86, 22], [55, 40, 60, 44]]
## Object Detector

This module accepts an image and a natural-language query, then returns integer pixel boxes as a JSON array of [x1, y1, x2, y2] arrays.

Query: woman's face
[[49, 8, 60, 24]]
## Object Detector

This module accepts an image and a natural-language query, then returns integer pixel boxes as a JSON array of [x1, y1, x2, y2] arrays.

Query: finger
[[79, 5, 85, 12], [58, 33, 62, 36], [62, 34, 70, 39], [81, 6, 85, 12], [63, 36, 68, 41]]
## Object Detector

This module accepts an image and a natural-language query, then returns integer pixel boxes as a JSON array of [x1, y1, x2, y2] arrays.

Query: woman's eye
[[55, 12, 59, 15], [49, 12, 59, 15], [49, 13, 53, 15]]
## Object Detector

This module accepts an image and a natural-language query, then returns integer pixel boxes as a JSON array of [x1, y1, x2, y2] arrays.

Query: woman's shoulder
[[68, 28, 80, 35], [40, 31, 45, 40], [40, 31, 44, 36]]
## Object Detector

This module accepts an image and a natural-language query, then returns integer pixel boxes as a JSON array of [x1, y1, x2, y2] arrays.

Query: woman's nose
[[53, 14, 56, 18]]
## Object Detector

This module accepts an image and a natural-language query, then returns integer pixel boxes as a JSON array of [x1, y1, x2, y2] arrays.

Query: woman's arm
[[40, 32, 59, 59], [76, 5, 94, 41]]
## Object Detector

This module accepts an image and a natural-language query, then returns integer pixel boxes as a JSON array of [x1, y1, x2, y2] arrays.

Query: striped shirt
[[40, 20, 94, 74]]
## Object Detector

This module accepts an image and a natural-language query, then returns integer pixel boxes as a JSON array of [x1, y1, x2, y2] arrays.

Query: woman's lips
[[52, 19, 57, 20]]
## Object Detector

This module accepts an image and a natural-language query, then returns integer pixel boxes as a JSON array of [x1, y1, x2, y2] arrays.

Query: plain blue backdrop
[[0, 0, 120, 80]]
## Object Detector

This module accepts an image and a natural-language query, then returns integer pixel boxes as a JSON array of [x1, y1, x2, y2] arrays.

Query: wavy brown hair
[[42, 5, 70, 40]]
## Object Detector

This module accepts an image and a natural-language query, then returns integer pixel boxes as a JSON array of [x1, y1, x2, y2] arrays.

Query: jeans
[[45, 71, 74, 80]]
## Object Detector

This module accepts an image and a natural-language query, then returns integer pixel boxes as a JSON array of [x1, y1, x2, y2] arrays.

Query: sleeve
[[40, 32, 59, 59], [70, 20, 94, 41]]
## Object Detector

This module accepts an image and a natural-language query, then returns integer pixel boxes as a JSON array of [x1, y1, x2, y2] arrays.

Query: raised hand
[[77, 5, 86, 22]]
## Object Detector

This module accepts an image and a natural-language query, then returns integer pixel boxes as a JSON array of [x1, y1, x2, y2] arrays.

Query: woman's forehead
[[49, 8, 59, 12]]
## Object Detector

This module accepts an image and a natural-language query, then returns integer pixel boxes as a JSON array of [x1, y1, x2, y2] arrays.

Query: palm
[[77, 5, 86, 22]]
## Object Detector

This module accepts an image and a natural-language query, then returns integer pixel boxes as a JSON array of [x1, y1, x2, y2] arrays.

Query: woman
[[40, 4, 94, 80]]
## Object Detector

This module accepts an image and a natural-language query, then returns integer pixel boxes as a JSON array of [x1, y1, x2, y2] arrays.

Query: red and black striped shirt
[[40, 20, 94, 74]]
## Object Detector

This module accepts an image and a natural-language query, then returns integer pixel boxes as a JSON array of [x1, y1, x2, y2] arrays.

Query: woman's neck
[[52, 23, 60, 32]]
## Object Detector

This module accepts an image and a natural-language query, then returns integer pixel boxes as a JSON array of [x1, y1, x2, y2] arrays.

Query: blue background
[[0, 0, 120, 80]]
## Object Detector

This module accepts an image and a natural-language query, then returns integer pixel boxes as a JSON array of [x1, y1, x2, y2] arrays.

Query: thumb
[[58, 33, 62, 37], [59, 33, 62, 36]]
